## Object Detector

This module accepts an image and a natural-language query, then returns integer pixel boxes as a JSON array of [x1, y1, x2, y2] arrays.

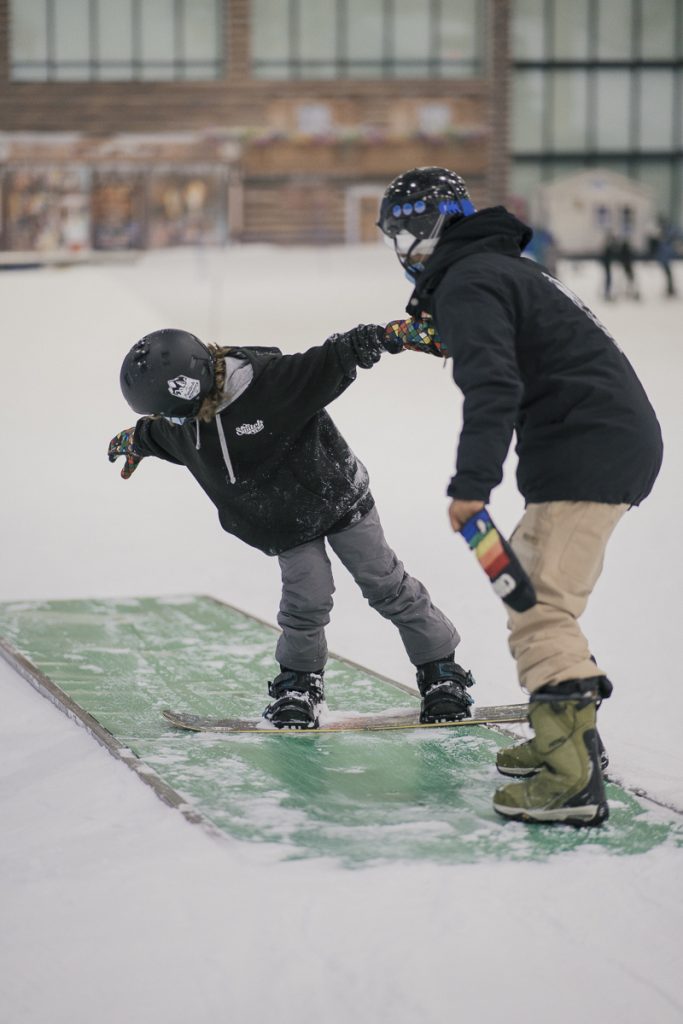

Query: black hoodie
[[407, 206, 663, 506], [132, 338, 374, 556]]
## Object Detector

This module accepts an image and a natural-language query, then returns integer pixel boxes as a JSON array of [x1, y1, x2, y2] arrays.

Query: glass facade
[[250, 0, 485, 79], [9, 0, 224, 80], [510, 0, 683, 221]]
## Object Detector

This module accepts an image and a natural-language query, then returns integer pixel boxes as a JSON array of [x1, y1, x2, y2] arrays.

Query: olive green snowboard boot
[[493, 679, 609, 826], [496, 676, 611, 778], [497, 727, 609, 777]]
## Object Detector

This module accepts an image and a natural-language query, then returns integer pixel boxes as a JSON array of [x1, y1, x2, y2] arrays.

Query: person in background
[[648, 215, 680, 298], [376, 166, 663, 827], [108, 326, 474, 730], [601, 232, 639, 301]]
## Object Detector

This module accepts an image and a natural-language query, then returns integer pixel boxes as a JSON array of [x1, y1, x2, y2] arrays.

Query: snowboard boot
[[496, 731, 609, 777], [496, 676, 611, 778], [263, 669, 324, 730], [416, 655, 475, 724], [493, 679, 609, 827]]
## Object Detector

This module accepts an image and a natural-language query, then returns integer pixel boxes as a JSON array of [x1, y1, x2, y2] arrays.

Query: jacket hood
[[407, 206, 533, 313]]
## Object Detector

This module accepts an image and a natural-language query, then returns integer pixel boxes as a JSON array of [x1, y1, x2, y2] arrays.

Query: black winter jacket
[[407, 207, 663, 505], [133, 338, 374, 555]]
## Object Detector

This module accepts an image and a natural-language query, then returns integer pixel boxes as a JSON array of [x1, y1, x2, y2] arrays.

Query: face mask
[[162, 416, 188, 426], [391, 230, 440, 262]]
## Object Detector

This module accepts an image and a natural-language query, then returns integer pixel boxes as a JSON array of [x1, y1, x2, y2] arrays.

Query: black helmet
[[120, 328, 215, 417], [377, 167, 476, 271]]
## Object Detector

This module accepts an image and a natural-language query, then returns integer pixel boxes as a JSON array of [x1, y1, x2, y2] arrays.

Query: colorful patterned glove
[[384, 318, 445, 357], [460, 508, 537, 612], [108, 427, 144, 480]]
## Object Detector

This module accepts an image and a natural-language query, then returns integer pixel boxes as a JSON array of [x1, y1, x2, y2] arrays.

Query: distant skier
[[108, 326, 473, 728], [376, 166, 663, 826]]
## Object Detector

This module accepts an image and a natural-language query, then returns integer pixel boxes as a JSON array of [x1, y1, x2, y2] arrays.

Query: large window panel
[[9, 0, 221, 80], [638, 70, 675, 151], [140, 0, 176, 79], [97, 0, 134, 79], [550, 71, 588, 152], [183, 0, 221, 60], [393, 0, 432, 78], [298, 0, 337, 78], [551, 0, 589, 60], [346, 0, 385, 78], [251, 0, 290, 77], [53, 0, 90, 80], [511, 0, 546, 60], [439, 0, 483, 77], [10, 0, 48, 80], [182, 0, 222, 77], [639, 0, 677, 59], [596, 0, 633, 60], [512, 70, 545, 153], [595, 70, 632, 152], [250, 0, 483, 80]]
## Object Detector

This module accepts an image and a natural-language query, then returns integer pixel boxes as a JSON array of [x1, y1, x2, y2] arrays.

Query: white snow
[[1, 246, 682, 1024]]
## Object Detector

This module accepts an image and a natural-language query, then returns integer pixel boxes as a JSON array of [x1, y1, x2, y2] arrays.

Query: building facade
[[0, 0, 510, 251], [1, 0, 680, 255]]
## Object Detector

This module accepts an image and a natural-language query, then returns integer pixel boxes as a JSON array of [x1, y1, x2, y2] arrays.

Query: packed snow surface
[[1, 246, 682, 1023]]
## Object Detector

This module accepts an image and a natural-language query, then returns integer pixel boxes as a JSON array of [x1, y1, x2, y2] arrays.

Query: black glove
[[384, 318, 445, 357], [338, 323, 397, 368], [460, 508, 537, 613], [108, 427, 144, 479]]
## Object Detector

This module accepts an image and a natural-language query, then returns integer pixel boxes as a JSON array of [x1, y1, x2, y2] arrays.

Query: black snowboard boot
[[263, 668, 325, 729], [416, 655, 475, 723]]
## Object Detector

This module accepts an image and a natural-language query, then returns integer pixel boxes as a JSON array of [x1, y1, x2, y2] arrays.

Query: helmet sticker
[[167, 374, 201, 401]]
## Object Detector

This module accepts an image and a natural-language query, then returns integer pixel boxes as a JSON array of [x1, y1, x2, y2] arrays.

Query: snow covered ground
[[1, 245, 682, 1023]]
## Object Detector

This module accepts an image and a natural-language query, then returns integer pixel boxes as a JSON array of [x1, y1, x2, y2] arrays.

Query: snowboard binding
[[263, 669, 325, 730], [416, 657, 475, 724]]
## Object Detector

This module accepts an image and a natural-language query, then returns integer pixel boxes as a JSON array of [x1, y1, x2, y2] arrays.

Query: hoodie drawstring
[[215, 415, 237, 485]]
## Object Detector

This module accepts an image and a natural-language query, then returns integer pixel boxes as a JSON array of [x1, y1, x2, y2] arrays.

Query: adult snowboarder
[[108, 326, 474, 728], [377, 167, 663, 826]]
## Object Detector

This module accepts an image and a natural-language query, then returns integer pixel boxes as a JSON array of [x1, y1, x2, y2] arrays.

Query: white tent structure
[[531, 169, 656, 257]]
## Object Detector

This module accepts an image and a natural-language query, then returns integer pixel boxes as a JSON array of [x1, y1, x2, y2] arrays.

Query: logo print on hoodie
[[236, 420, 264, 436], [167, 375, 200, 401]]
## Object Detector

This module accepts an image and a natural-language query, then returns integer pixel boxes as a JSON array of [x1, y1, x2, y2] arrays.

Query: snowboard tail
[[162, 702, 528, 734]]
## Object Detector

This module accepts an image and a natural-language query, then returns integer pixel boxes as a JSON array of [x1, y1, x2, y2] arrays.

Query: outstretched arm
[[107, 427, 145, 479], [107, 418, 183, 478]]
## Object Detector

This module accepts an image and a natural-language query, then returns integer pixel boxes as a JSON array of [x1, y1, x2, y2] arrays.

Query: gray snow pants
[[275, 506, 459, 672]]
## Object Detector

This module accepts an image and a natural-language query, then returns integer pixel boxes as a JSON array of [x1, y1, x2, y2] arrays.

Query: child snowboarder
[[108, 324, 474, 728]]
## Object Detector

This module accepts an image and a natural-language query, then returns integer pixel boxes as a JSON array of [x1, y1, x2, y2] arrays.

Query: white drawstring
[[215, 415, 236, 484]]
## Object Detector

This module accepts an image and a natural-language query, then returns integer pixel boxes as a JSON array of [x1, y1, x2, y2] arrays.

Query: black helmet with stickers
[[120, 328, 215, 418], [377, 166, 476, 271]]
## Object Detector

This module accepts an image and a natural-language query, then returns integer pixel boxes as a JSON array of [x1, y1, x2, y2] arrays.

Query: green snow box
[[0, 595, 680, 866]]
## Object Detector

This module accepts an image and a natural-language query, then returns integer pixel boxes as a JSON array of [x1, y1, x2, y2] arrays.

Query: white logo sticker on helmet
[[167, 375, 200, 401]]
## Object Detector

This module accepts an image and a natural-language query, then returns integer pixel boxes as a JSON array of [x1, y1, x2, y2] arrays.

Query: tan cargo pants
[[507, 501, 628, 694]]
